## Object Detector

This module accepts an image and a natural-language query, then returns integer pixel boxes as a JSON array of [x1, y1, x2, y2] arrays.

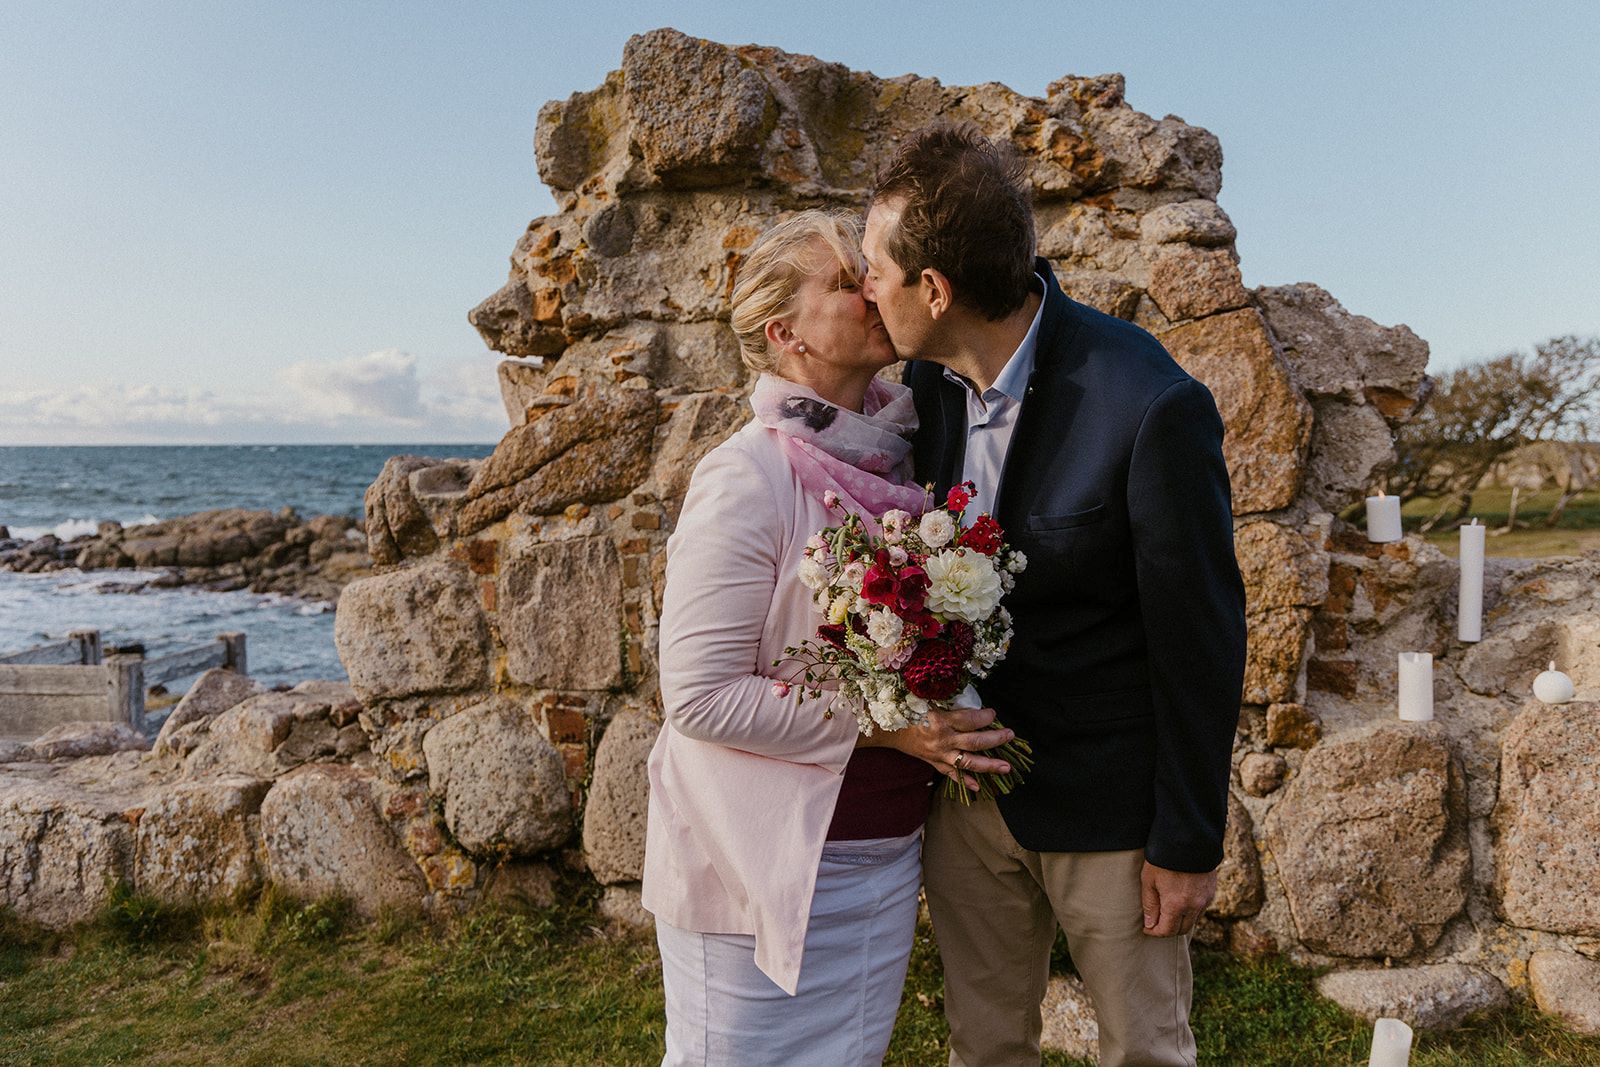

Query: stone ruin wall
[[8, 29, 1597, 1025]]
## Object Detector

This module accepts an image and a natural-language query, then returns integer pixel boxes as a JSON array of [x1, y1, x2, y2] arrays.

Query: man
[[861, 123, 1247, 1067]]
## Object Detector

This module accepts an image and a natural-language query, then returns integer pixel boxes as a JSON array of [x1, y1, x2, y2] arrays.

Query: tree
[[1389, 336, 1600, 532]]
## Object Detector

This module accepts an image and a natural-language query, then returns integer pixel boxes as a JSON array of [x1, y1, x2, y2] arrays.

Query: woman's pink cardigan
[[641, 420, 862, 996]]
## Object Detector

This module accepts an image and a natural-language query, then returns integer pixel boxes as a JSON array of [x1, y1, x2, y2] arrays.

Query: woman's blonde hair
[[729, 210, 865, 373]]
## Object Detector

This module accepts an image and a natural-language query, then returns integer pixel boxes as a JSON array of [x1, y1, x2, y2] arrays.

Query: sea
[[0, 444, 496, 687]]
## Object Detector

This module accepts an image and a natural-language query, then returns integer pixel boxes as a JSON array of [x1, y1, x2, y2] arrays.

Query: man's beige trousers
[[923, 796, 1197, 1067]]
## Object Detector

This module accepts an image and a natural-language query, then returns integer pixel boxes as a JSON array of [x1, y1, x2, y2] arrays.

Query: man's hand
[[1140, 861, 1217, 937]]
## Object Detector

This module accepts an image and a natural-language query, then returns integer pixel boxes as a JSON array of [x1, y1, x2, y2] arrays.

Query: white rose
[[866, 608, 905, 648], [881, 509, 911, 531], [797, 556, 829, 591], [924, 548, 1004, 623], [839, 560, 868, 590], [918, 510, 955, 548]]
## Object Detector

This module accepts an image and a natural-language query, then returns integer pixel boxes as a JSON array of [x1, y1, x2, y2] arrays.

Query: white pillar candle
[[1458, 518, 1485, 643], [1366, 492, 1403, 543], [1398, 652, 1434, 722], [1368, 1017, 1413, 1066]]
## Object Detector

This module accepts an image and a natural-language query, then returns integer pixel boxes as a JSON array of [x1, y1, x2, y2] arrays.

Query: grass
[[2, 885, 1598, 1066], [1391, 487, 1600, 559]]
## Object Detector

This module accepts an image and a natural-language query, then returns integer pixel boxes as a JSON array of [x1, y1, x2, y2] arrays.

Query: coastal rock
[[1494, 700, 1600, 935], [365, 456, 446, 564], [1159, 309, 1313, 515], [460, 384, 655, 534], [1242, 607, 1311, 705], [334, 560, 490, 701], [1039, 974, 1100, 1060], [0, 777, 138, 927], [1146, 244, 1249, 322], [1235, 521, 1329, 612], [258, 764, 425, 917], [181, 691, 340, 780], [1265, 702, 1321, 749], [582, 710, 660, 884], [1254, 282, 1430, 407], [1264, 723, 1469, 958], [154, 668, 262, 755], [622, 30, 774, 187], [598, 883, 654, 931], [421, 697, 574, 857], [134, 776, 272, 904], [30, 721, 149, 760], [0, 740, 33, 763], [1529, 951, 1600, 1036], [1238, 751, 1287, 797], [1139, 200, 1237, 246], [1315, 965, 1507, 1030], [1209, 791, 1263, 919], [499, 536, 624, 690], [652, 392, 748, 519]]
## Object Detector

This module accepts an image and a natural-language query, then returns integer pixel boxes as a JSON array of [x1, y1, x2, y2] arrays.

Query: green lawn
[[1393, 488, 1600, 559], [3, 881, 1597, 1065]]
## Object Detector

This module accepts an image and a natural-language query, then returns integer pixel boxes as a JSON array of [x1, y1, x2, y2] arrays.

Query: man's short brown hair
[[871, 122, 1036, 321]]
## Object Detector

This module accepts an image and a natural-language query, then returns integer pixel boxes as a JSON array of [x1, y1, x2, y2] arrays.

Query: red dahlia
[[943, 621, 976, 661], [903, 639, 963, 701]]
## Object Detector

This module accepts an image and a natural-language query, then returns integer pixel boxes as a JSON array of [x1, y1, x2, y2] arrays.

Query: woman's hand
[[862, 706, 1015, 792]]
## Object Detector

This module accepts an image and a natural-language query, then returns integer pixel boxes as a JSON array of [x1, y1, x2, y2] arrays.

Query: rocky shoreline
[[0, 506, 372, 603]]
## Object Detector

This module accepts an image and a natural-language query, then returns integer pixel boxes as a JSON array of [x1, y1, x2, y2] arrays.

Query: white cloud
[[0, 350, 510, 444]]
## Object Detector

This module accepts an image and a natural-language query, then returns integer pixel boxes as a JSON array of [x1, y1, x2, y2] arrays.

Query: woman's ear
[[922, 268, 953, 320], [764, 318, 794, 352]]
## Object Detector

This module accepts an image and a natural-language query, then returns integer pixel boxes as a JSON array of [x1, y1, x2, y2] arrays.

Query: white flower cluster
[[924, 547, 1005, 623]]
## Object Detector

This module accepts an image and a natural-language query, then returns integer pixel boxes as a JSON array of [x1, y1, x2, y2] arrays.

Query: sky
[[2, 0, 1596, 445]]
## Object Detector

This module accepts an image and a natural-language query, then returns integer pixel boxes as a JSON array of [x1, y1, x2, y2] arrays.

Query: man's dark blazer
[[907, 258, 1247, 873]]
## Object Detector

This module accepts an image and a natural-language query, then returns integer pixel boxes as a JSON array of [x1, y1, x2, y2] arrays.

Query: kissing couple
[[640, 122, 1247, 1067]]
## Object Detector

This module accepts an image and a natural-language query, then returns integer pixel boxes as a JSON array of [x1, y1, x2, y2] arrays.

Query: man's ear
[[921, 268, 953, 320]]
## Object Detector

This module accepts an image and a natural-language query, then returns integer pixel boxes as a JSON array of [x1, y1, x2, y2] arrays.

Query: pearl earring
[[797, 343, 807, 353]]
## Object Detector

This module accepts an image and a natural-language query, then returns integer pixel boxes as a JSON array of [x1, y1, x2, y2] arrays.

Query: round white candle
[[1398, 652, 1434, 721], [1459, 519, 1485, 643], [1533, 661, 1576, 704], [1368, 1017, 1413, 1066], [1366, 492, 1403, 543]]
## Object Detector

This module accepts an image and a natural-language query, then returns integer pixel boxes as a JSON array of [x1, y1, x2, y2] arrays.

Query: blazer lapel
[[994, 262, 1084, 524]]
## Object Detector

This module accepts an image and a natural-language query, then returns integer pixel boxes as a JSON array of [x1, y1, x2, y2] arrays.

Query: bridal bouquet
[[774, 482, 1033, 802]]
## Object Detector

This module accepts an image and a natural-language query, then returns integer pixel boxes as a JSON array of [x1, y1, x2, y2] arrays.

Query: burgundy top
[[825, 747, 937, 840]]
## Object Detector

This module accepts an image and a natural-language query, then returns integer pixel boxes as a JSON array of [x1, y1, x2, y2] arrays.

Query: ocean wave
[[7, 513, 163, 542]]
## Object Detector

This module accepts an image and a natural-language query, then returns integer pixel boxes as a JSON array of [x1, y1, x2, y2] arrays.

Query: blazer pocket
[[1027, 503, 1107, 532]]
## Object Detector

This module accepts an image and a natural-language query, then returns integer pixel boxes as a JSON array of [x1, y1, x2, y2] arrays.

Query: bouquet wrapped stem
[[778, 481, 1035, 805]]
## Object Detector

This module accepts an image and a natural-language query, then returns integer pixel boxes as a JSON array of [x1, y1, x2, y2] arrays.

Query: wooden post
[[107, 654, 145, 731], [219, 632, 247, 675], [68, 628, 102, 665]]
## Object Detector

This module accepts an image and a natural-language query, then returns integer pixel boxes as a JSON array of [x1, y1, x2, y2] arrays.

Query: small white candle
[[1366, 492, 1403, 543], [1368, 1017, 1413, 1066], [1459, 518, 1485, 643], [1398, 652, 1434, 721], [1533, 661, 1576, 704]]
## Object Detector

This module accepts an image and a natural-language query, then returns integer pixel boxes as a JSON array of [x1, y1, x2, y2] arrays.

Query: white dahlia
[[924, 548, 1004, 623], [865, 608, 905, 648]]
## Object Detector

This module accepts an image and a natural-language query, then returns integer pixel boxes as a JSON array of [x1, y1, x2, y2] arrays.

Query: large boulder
[[421, 697, 574, 857], [258, 765, 425, 917], [334, 559, 490, 701], [1157, 308, 1313, 515], [1494, 700, 1600, 935], [582, 710, 661, 884], [1316, 965, 1507, 1030], [1208, 791, 1263, 919], [0, 777, 138, 927], [29, 721, 148, 760], [181, 691, 341, 780], [1264, 722, 1469, 958], [498, 535, 624, 690], [1528, 951, 1600, 1036], [154, 668, 262, 755], [134, 776, 272, 904]]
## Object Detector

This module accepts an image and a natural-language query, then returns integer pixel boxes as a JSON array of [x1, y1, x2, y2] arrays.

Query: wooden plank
[[0, 692, 119, 740], [0, 663, 108, 696], [108, 655, 144, 730], [144, 644, 226, 686], [69, 629, 103, 665], [220, 632, 247, 675], [0, 640, 82, 666]]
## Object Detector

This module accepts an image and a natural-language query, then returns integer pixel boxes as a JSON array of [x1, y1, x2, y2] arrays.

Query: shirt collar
[[943, 272, 1048, 403]]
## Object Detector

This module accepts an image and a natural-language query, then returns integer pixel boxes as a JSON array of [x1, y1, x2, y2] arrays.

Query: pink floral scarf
[[750, 372, 930, 526]]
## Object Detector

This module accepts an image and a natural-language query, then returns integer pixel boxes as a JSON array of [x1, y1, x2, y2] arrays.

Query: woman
[[641, 210, 1015, 1065]]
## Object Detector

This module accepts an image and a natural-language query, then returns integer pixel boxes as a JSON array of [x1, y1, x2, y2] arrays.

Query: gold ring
[[953, 751, 966, 771]]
